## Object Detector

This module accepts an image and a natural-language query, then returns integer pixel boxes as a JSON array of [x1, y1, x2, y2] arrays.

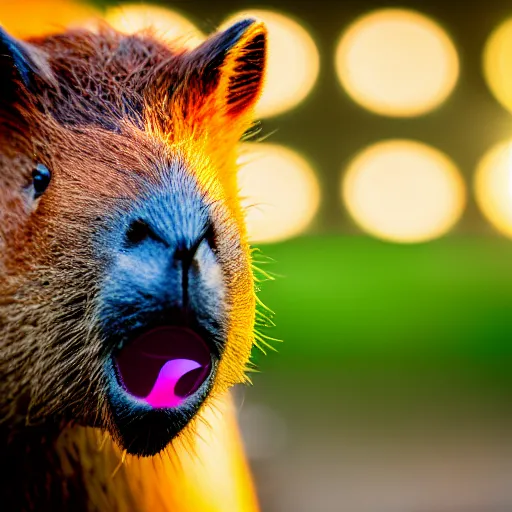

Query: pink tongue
[[114, 326, 212, 409], [144, 359, 201, 408]]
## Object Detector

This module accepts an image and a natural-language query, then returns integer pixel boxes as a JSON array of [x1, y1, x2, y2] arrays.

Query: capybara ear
[[186, 19, 267, 119], [0, 27, 55, 102]]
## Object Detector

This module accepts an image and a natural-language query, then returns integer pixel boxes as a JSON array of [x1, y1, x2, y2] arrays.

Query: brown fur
[[0, 22, 266, 511]]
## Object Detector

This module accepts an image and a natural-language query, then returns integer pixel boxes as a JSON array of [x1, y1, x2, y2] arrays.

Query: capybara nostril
[[125, 217, 164, 247]]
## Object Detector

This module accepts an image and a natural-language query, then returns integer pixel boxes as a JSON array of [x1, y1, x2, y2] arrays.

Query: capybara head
[[0, 20, 266, 456]]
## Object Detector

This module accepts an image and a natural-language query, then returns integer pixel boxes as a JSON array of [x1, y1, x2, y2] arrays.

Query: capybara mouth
[[113, 326, 212, 409]]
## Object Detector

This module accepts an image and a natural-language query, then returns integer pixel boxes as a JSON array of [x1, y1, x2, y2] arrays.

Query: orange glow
[[336, 9, 459, 117], [0, 0, 97, 37], [105, 4, 204, 49], [172, 394, 260, 511], [222, 10, 319, 118], [342, 140, 466, 243], [82, 393, 259, 511], [120, 394, 259, 511]]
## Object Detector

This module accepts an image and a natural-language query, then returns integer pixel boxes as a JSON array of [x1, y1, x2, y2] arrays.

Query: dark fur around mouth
[[105, 356, 216, 456], [100, 309, 222, 456]]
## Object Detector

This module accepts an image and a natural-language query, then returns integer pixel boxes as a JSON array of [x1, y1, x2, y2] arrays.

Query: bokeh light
[[0, 0, 97, 38], [335, 9, 459, 117], [483, 18, 512, 114], [475, 139, 512, 238], [105, 3, 204, 49], [222, 10, 320, 118], [342, 140, 466, 243], [237, 143, 320, 244]]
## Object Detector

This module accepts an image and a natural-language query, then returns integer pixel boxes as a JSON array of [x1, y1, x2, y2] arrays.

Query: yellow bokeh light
[[335, 9, 459, 117], [238, 143, 320, 244], [222, 10, 320, 118], [342, 140, 466, 243], [483, 18, 512, 114], [475, 140, 512, 238], [0, 0, 97, 38], [105, 4, 204, 49]]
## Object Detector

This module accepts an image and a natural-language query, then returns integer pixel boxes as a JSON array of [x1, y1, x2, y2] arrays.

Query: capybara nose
[[106, 170, 218, 308], [100, 175, 226, 357], [124, 215, 209, 271], [119, 210, 214, 312], [96, 177, 228, 456]]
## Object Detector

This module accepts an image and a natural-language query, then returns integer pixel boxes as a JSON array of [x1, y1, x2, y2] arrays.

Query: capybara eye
[[32, 164, 52, 199]]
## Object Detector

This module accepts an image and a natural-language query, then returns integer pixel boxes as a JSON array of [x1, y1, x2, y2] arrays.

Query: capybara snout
[[0, 19, 266, 456]]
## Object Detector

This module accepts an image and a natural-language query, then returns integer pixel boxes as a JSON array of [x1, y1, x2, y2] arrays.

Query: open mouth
[[113, 326, 212, 409]]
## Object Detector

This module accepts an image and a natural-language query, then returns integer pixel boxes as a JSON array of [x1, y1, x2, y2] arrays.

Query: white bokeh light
[[105, 3, 204, 49], [342, 140, 466, 243], [475, 139, 512, 238], [335, 9, 459, 117], [238, 143, 320, 243]]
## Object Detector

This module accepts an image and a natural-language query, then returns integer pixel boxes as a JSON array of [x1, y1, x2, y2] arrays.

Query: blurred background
[[4, 0, 512, 510]]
